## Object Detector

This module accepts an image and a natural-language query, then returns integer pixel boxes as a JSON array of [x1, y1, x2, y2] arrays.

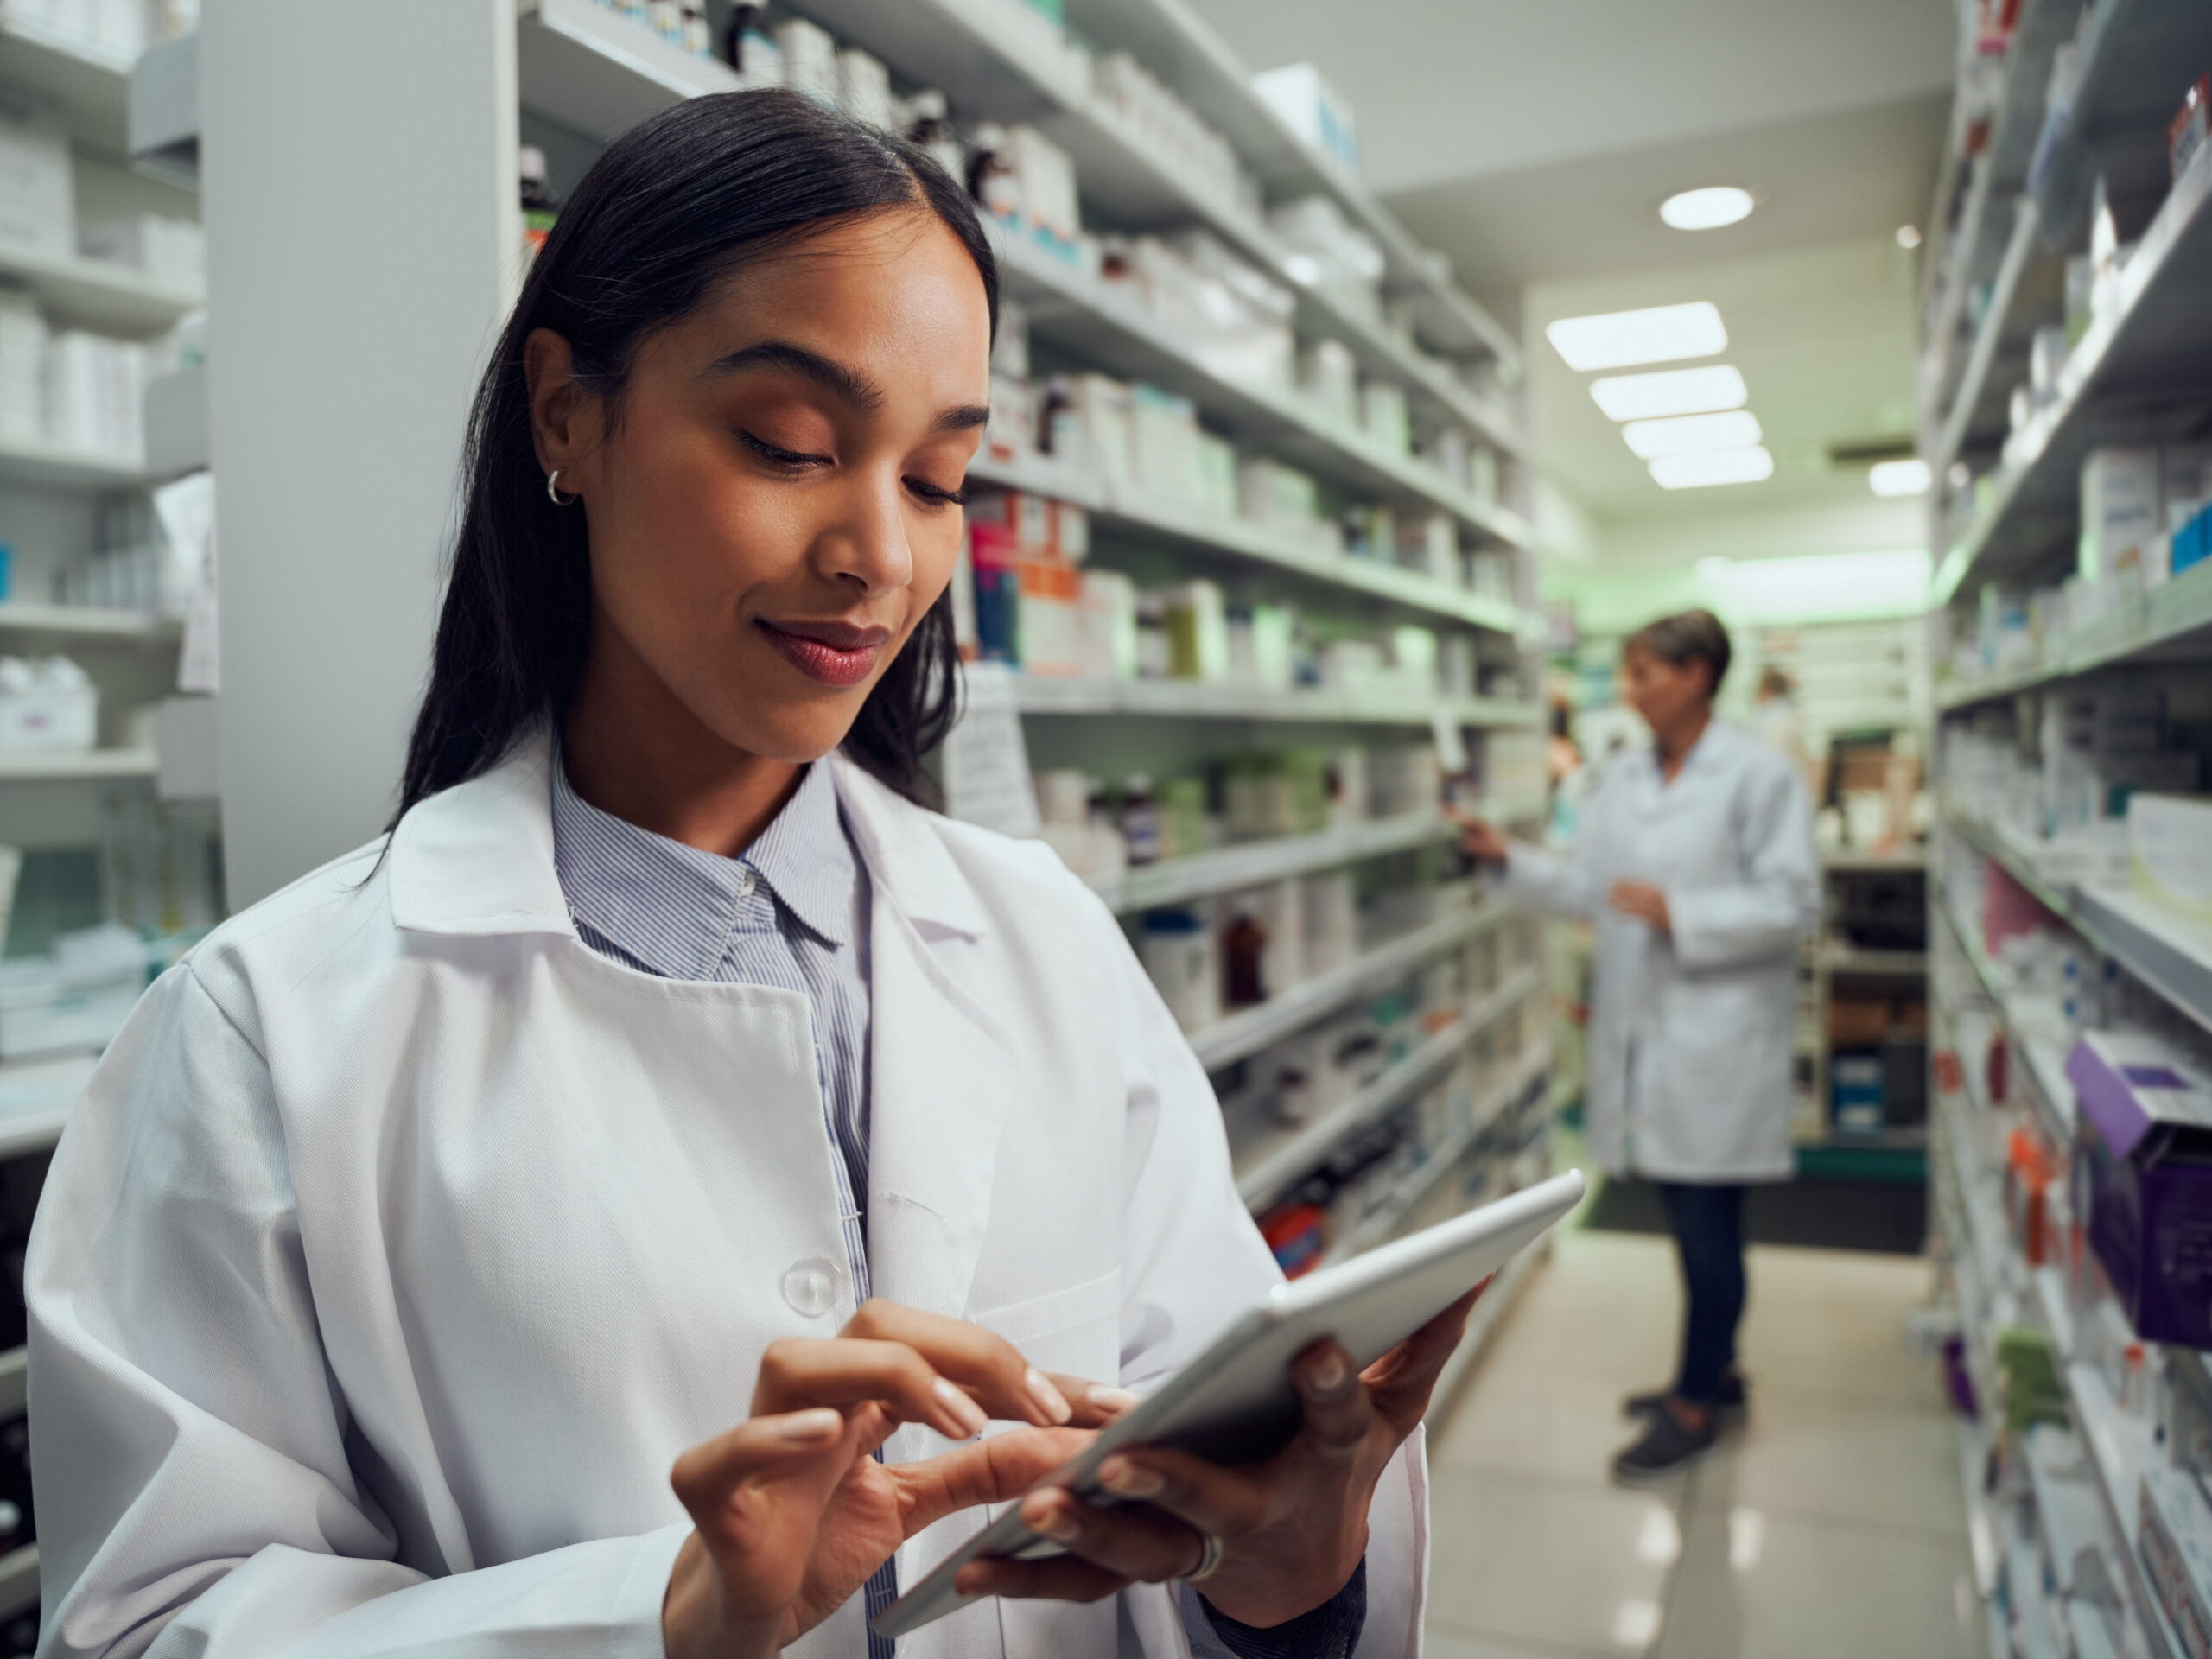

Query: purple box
[[2069, 1030, 2212, 1350]]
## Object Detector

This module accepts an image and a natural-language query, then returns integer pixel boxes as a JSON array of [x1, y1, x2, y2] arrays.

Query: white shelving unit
[[1921, 10, 2212, 1646]]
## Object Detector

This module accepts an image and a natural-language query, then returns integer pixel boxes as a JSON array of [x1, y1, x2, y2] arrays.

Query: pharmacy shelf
[[1424, 1226, 1547, 1427], [2024, 0, 2212, 241], [1935, 562, 2212, 710], [518, 0, 744, 141], [1820, 849, 1929, 872], [1090, 810, 1454, 916], [1942, 801, 2212, 1042], [1189, 899, 1516, 1072], [0, 1544, 33, 1622], [0, 602, 181, 642], [0, 747, 156, 781], [1054, 0, 1523, 373], [1323, 1040, 1552, 1266], [1934, 135, 2212, 601], [990, 229, 1531, 550], [1920, 0, 2075, 426], [2067, 1363, 2184, 1659], [0, 439, 145, 493], [1013, 674, 1539, 729], [1818, 943, 1929, 975], [1234, 965, 1542, 1211], [0, 1049, 99, 1163], [1931, 881, 2078, 1151], [968, 452, 1537, 637], [0, 16, 130, 151], [785, 0, 1524, 454], [0, 245, 201, 335], [1929, 195, 2040, 480]]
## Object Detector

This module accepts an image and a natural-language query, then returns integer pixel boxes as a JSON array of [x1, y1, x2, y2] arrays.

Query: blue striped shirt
[[550, 754, 894, 1653]]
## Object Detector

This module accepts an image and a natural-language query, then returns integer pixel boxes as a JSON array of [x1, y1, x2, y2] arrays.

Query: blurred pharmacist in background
[[1751, 667, 1821, 801], [1460, 611, 1817, 1480]]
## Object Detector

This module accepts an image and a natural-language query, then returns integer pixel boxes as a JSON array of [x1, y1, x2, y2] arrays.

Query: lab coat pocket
[[971, 1268, 1122, 1377]]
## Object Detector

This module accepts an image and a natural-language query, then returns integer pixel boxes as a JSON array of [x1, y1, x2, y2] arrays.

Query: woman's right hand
[[1454, 814, 1510, 867], [661, 1300, 1128, 1659]]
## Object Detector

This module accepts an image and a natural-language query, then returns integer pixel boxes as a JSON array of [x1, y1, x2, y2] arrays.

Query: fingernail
[[933, 1376, 988, 1437], [1098, 1456, 1164, 1498], [1021, 1492, 1080, 1542], [1089, 1383, 1142, 1414], [779, 1408, 844, 1443], [1026, 1367, 1073, 1425], [1306, 1351, 1349, 1395]]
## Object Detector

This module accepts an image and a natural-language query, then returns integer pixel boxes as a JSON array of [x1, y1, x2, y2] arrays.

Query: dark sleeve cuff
[[1200, 1556, 1367, 1659]]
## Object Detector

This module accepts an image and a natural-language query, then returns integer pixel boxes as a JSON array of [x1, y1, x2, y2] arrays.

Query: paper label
[[942, 662, 1039, 838]]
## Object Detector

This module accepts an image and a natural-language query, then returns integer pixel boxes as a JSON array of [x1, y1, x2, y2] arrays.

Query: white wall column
[[203, 0, 520, 906]]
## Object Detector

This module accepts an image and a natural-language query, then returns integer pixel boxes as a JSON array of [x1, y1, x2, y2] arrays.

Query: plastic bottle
[[1122, 775, 1160, 866]]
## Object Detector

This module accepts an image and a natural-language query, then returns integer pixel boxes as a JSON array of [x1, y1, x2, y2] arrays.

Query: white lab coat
[[25, 734, 1427, 1659], [1506, 721, 1817, 1184]]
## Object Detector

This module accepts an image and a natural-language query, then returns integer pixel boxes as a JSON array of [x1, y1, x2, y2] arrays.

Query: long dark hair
[[396, 90, 995, 822]]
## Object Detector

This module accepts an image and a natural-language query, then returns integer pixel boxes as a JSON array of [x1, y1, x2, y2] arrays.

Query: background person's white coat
[[23, 737, 1426, 1659], [1503, 721, 1818, 1184]]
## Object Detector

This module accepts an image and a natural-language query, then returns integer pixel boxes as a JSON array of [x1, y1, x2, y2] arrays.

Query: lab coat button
[[736, 868, 757, 897], [781, 1256, 842, 1318]]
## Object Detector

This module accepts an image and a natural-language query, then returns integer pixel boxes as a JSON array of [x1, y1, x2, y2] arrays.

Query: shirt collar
[[550, 754, 853, 980]]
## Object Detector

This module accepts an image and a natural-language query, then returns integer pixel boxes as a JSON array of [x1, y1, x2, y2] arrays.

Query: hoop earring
[[546, 469, 579, 507]]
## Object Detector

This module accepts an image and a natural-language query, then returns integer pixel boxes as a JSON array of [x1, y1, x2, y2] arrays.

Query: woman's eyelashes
[[906, 476, 970, 509], [739, 431, 832, 474], [740, 431, 968, 508]]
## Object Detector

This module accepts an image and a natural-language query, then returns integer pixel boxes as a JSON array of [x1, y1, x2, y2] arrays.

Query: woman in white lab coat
[[23, 93, 1455, 1659], [1462, 611, 1816, 1482]]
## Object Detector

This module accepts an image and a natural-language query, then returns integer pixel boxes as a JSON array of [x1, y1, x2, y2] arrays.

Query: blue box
[[1832, 1051, 1885, 1134], [2174, 505, 2212, 580]]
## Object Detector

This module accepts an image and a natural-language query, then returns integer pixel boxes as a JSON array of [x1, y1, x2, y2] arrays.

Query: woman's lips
[[759, 620, 891, 690]]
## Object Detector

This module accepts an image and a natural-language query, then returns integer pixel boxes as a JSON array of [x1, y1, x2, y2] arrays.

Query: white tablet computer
[[874, 1167, 1586, 1640]]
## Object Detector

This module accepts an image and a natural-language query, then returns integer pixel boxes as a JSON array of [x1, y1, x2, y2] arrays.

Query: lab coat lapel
[[831, 758, 1016, 1320]]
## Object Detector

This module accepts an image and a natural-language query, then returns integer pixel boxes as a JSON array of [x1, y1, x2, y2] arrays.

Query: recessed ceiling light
[[1649, 447, 1775, 489], [1869, 457, 1932, 497], [1545, 302, 1728, 372], [1590, 364, 1749, 422], [1623, 410, 1764, 460], [1660, 187, 1754, 231], [1896, 225, 1923, 249]]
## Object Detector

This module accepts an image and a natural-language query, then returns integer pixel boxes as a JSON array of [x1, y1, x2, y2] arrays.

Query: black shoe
[[1622, 1372, 1747, 1421], [1612, 1404, 1721, 1484]]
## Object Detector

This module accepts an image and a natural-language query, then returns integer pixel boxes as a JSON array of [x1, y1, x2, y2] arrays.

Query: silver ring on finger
[[1177, 1532, 1226, 1584]]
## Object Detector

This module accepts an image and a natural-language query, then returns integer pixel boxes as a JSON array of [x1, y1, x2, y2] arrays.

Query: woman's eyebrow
[[933, 404, 991, 434], [701, 340, 884, 414]]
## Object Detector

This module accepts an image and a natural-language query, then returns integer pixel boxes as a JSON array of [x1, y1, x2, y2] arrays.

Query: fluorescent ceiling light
[[1590, 364, 1749, 422], [1623, 410, 1764, 460], [1544, 302, 1727, 372], [1896, 225, 1923, 249], [1660, 187, 1754, 230], [1869, 457, 1932, 497], [1649, 446, 1775, 489]]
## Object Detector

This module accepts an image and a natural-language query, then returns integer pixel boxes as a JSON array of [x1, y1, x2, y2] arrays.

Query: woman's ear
[[524, 327, 601, 488]]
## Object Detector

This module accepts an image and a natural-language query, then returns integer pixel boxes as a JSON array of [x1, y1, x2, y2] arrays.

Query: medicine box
[[0, 93, 71, 262], [2080, 447, 2163, 582], [2139, 1465, 2212, 1659], [2069, 1030, 2212, 1348], [2131, 794, 2212, 924], [1252, 63, 1359, 176]]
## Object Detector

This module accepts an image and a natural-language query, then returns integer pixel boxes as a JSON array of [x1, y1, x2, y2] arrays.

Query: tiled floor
[[1424, 1224, 1986, 1659]]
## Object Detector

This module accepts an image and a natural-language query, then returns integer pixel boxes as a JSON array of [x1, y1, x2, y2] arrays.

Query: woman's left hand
[[1607, 880, 1670, 934], [954, 1283, 1488, 1628]]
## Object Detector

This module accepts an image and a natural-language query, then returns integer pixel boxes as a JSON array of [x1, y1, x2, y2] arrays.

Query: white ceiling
[[1189, 0, 1961, 535]]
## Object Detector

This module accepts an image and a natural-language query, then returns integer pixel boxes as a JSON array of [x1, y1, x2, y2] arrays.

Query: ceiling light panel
[[1544, 302, 1728, 372], [1649, 447, 1775, 489], [1590, 364, 1749, 422], [1660, 187, 1754, 230], [1623, 410, 1764, 460], [1868, 458, 1932, 497]]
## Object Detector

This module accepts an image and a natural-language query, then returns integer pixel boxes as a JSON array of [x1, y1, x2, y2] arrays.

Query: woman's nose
[[816, 472, 915, 597]]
